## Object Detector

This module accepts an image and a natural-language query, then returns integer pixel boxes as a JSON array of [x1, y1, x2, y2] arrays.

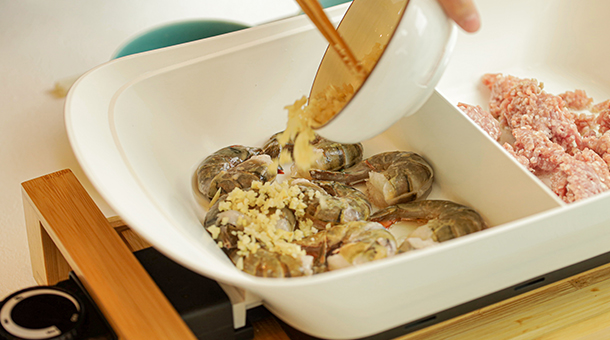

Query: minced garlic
[[207, 43, 388, 265], [206, 225, 221, 239], [276, 42, 386, 174], [211, 180, 318, 258]]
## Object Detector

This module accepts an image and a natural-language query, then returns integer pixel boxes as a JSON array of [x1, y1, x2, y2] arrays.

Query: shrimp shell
[[227, 249, 313, 278], [311, 138, 364, 172], [262, 131, 321, 160], [262, 131, 363, 172], [208, 155, 275, 198], [196, 145, 261, 198], [203, 194, 245, 250], [297, 221, 396, 272], [294, 179, 372, 229], [311, 151, 434, 207], [370, 200, 488, 244], [196, 144, 277, 199]]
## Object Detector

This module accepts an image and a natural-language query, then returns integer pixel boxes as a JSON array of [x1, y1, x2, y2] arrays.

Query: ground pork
[[551, 149, 610, 203], [596, 109, 610, 134], [573, 112, 598, 137], [495, 77, 582, 154], [472, 73, 610, 203], [559, 89, 593, 110], [592, 100, 610, 113], [457, 103, 502, 141], [583, 131, 610, 168], [482, 73, 524, 119], [505, 127, 565, 174]]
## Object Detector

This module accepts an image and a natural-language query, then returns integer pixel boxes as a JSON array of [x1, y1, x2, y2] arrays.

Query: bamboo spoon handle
[[295, 0, 365, 77]]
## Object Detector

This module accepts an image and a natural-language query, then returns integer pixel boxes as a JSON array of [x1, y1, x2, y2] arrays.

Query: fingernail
[[460, 13, 480, 33]]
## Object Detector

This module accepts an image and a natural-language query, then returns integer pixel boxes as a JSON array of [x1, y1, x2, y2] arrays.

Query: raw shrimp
[[293, 179, 372, 229], [196, 145, 276, 199], [261, 131, 319, 159], [311, 138, 364, 172], [370, 200, 488, 252], [203, 195, 246, 250], [227, 248, 313, 278], [196, 145, 260, 198], [297, 221, 396, 272], [311, 151, 434, 208], [262, 131, 364, 172]]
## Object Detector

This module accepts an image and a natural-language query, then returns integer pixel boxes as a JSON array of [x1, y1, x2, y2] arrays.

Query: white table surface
[[0, 0, 301, 299]]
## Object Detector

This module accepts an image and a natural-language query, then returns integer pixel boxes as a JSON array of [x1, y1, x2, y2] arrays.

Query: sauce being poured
[[274, 0, 409, 172], [275, 42, 386, 173]]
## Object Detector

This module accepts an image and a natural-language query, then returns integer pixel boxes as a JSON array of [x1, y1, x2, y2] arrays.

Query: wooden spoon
[[294, 0, 366, 78]]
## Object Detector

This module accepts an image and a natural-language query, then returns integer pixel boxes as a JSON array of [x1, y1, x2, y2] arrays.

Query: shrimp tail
[[309, 160, 374, 185]]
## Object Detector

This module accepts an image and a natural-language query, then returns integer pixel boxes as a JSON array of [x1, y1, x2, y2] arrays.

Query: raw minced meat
[[592, 100, 610, 113], [559, 89, 593, 110], [482, 73, 523, 119], [496, 77, 582, 154], [502, 143, 530, 169], [573, 112, 598, 137], [596, 109, 610, 134], [457, 103, 501, 141], [466, 73, 610, 203], [551, 149, 610, 203], [504, 127, 565, 174], [584, 131, 610, 168]]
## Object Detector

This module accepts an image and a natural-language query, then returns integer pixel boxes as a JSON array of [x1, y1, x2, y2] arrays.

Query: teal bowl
[[112, 1, 352, 59], [112, 20, 250, 59]]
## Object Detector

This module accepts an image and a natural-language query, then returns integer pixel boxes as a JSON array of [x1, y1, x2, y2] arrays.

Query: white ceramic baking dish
[[65, 0, 610, 338]]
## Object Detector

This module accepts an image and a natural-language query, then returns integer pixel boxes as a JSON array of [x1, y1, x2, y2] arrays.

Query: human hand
[[437, 0, 480, 33]]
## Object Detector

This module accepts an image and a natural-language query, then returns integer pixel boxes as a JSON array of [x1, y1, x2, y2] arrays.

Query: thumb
[[436, 0, 480, 33]]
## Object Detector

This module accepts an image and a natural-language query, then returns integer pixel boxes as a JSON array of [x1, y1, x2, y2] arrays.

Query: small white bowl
[[314, 0, 457, 143]]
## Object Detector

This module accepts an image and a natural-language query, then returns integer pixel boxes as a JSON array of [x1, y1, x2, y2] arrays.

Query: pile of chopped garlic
[[206, 43, 388, 262], [206, 180, 319, 260]]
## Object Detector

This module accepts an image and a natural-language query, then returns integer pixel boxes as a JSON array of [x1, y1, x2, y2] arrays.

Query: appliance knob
[[0, 286, 85, 340]]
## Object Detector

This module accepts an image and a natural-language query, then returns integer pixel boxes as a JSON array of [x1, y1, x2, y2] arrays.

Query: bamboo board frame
[[22, 169, 196, 340]]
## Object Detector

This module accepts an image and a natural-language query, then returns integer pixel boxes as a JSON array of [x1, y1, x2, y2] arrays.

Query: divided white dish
[[65, 0, 610, 338]]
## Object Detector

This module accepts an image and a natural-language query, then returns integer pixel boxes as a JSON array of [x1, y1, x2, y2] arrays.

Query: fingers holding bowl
[[437, 0, 480, 33]]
